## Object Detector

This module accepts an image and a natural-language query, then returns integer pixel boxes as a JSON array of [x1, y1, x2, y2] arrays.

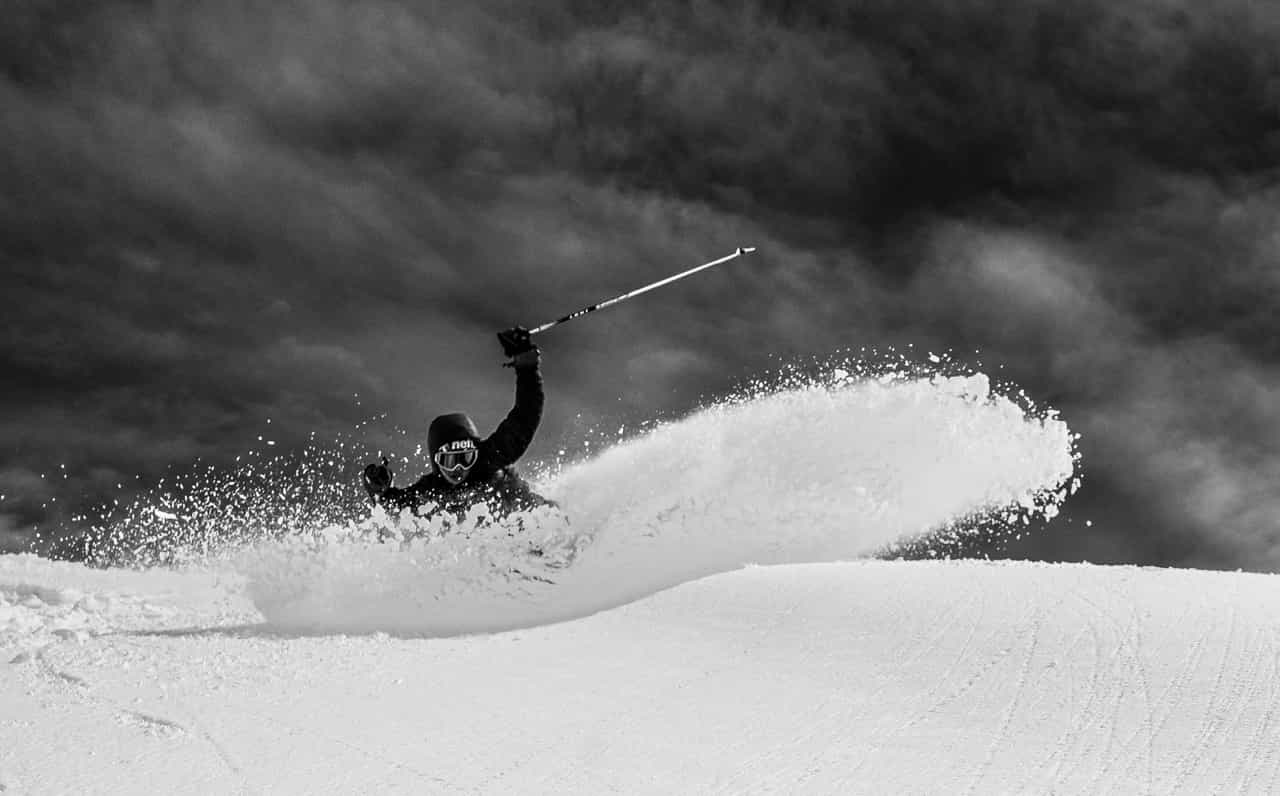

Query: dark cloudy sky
[[3, 0, 1279, 570]]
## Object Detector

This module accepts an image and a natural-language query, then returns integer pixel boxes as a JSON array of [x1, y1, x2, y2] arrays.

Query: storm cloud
[[2, 0, 1279, 568]]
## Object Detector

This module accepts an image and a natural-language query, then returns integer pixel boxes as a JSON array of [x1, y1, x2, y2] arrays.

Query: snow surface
[[12, 372, 1259, 794]]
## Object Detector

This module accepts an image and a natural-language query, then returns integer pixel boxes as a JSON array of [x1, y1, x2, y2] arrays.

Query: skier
[[361, 327, 549, 520]]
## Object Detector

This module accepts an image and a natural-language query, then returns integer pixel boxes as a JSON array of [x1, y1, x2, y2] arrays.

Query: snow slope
[[19, 370, 1254, 794], [5, 558, 1280, 794]]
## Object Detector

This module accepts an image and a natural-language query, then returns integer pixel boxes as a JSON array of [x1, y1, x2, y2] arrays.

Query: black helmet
[[428, 413, 480, 480], [428, 413, 479, 453]]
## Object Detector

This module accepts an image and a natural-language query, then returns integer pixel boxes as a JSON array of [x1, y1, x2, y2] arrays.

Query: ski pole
[[527, 247, 757, 335]]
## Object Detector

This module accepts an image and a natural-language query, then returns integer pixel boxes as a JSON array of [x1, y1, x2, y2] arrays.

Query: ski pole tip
[[737, 246, 757, 255]]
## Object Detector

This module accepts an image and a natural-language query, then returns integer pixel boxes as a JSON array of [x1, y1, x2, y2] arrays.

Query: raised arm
[[483, 329, 544, 468]]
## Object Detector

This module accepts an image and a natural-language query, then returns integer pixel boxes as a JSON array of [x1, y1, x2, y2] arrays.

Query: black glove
[[498, 327, 540, 369], [362, 459, 392, 501], [497, 327, 534, 357]]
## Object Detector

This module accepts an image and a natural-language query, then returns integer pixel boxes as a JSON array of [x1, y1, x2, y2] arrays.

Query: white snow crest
[[542, 371, 1076, 595], [240, 369, 1077, 635]]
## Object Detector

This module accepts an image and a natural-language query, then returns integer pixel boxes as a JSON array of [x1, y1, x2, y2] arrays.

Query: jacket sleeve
[[483, 363, 544, 469]]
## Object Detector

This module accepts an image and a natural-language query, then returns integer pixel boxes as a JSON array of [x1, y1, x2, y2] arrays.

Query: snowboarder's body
[[362, 328, 548, 520]]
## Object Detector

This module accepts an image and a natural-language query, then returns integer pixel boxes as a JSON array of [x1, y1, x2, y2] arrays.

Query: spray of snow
[[234, 365, 1077, 635]]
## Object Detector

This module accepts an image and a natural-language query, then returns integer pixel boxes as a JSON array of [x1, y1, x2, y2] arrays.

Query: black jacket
[[376, 362, 546, 519]]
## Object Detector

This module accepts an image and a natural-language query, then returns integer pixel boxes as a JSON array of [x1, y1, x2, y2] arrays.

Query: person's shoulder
[[476, 443, 512, 468]]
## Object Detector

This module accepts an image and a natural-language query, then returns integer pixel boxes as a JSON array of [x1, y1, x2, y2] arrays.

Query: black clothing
[[370, 362, 547, 519], [497, 327, 536, 358], [390, 466, 549, 520]]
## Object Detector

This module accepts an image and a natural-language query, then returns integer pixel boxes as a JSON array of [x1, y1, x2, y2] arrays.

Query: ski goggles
[[434, 447, 478, 473]]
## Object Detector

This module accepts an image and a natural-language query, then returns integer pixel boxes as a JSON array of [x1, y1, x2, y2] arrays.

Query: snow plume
[[74, 427, 383, 567], [241, 362, 1077, 635]]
